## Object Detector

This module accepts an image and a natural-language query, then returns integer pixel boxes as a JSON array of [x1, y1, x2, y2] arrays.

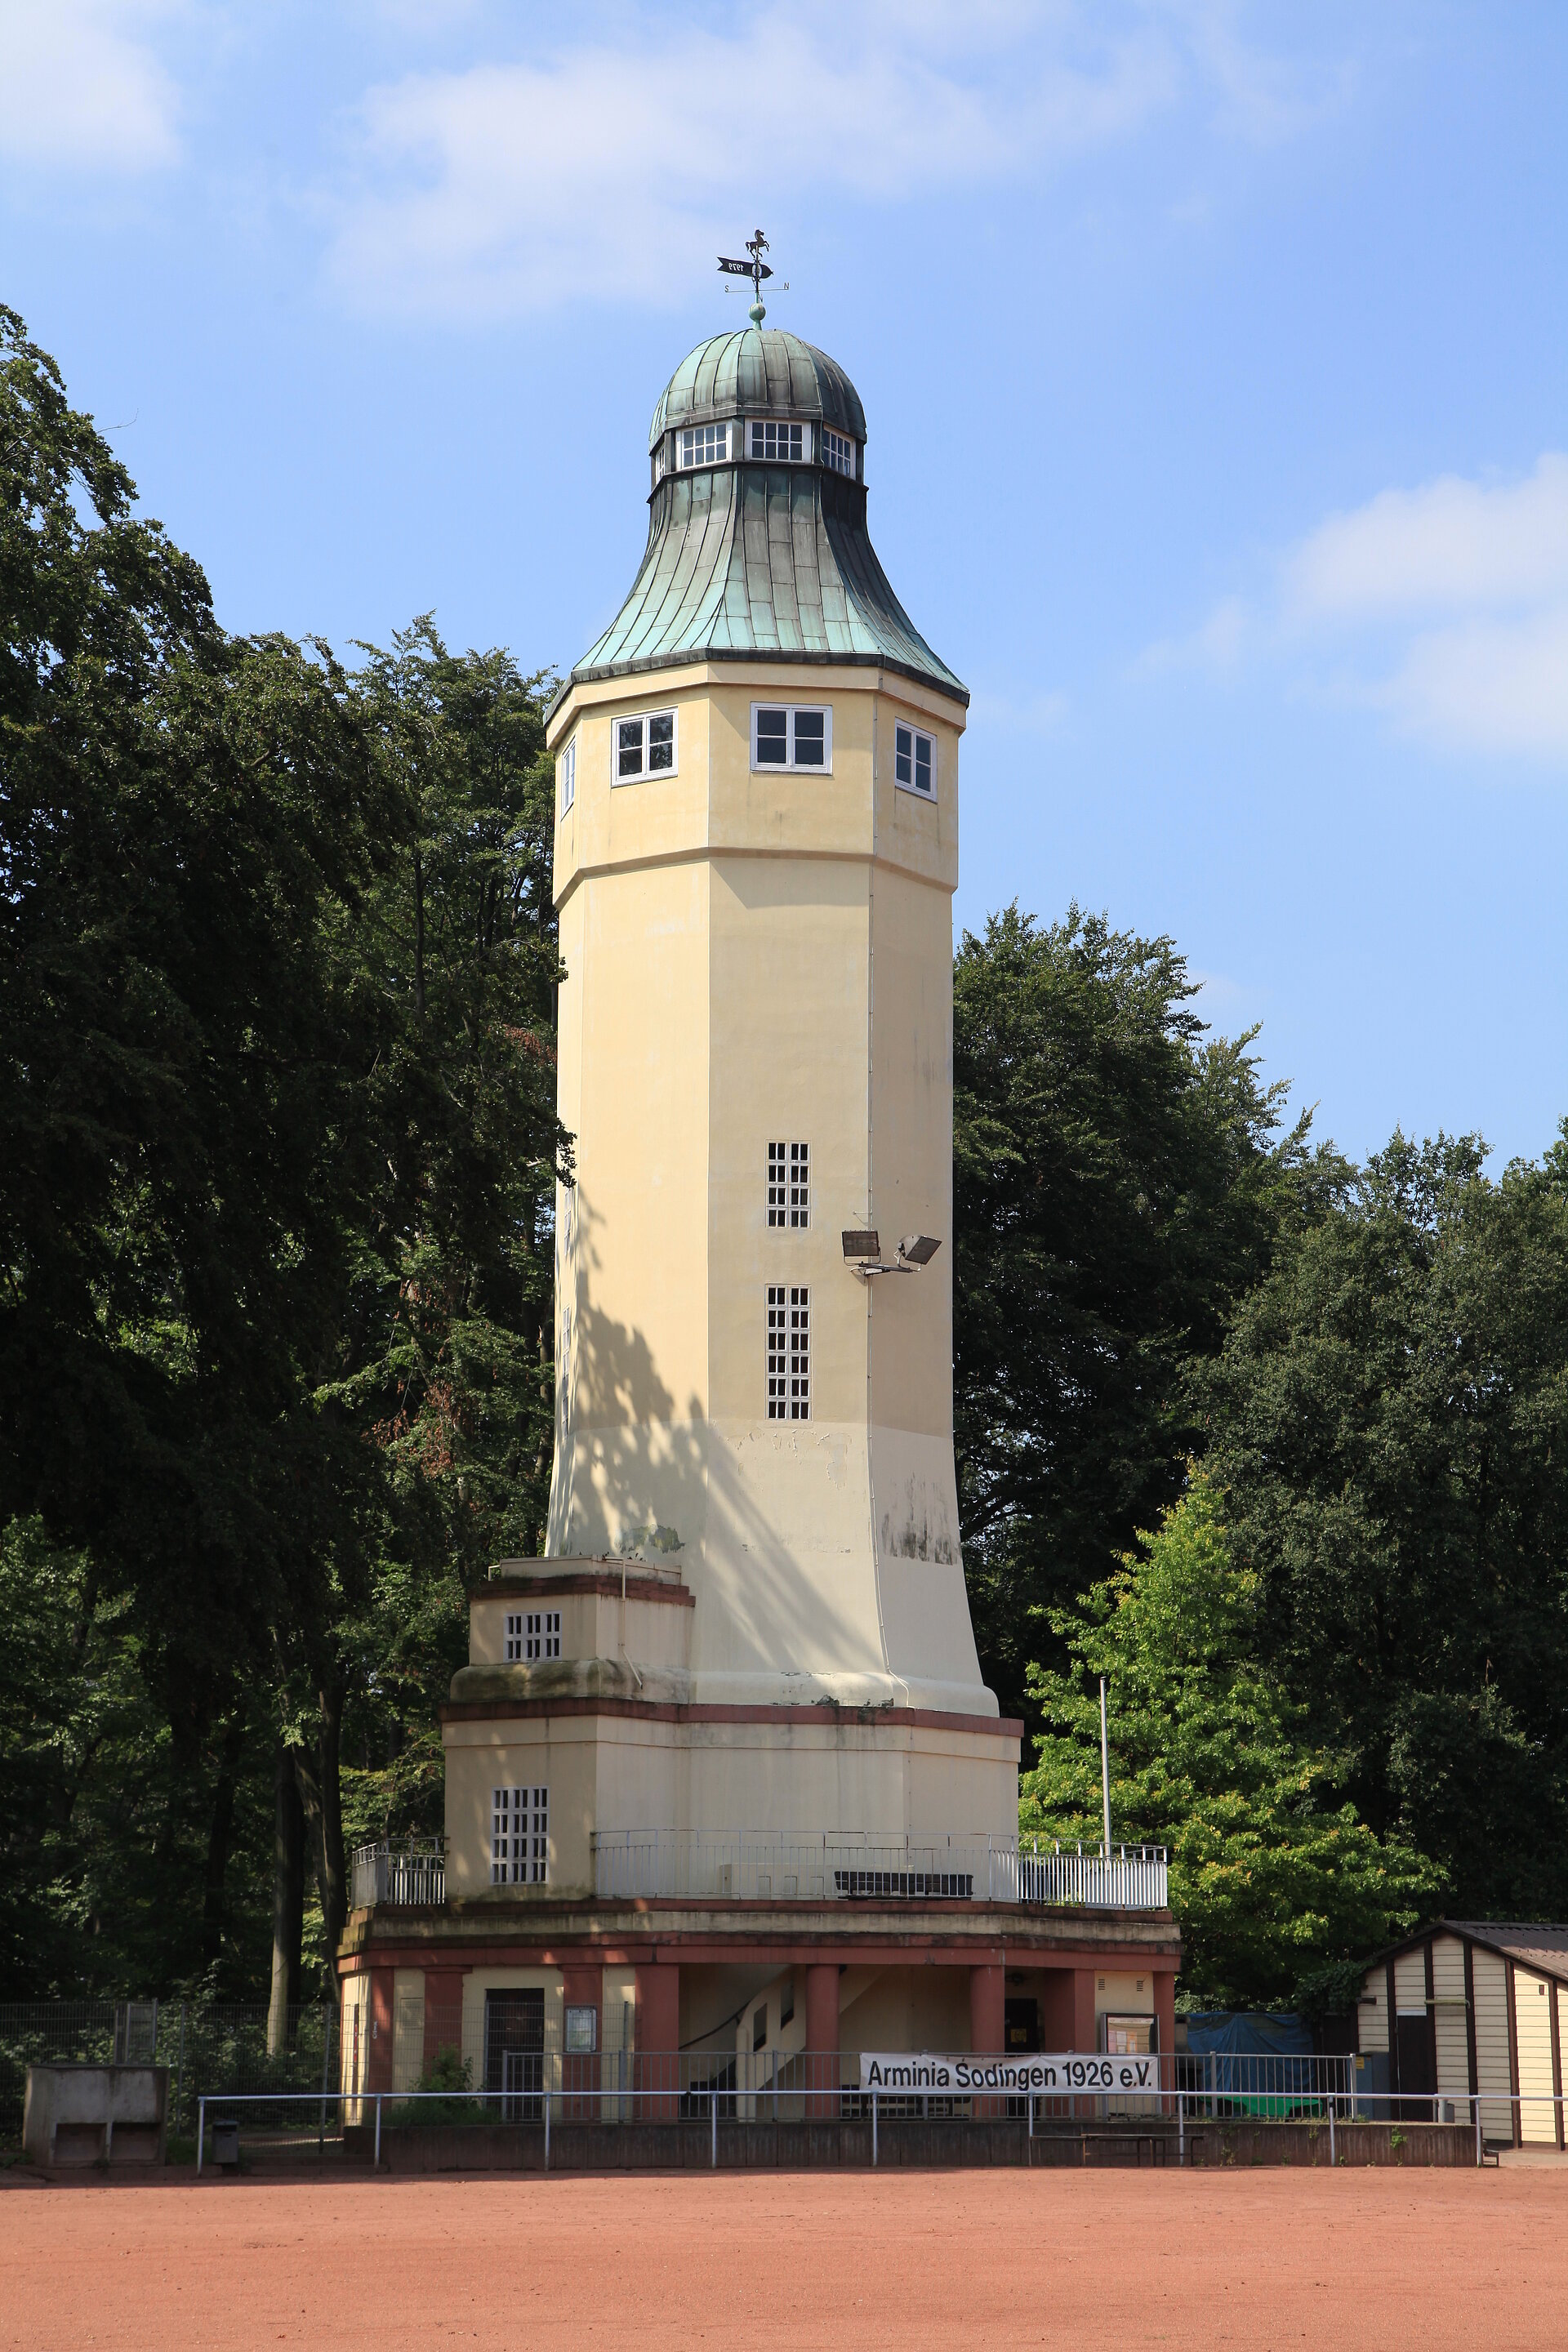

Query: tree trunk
[[266, 1743, 305, 2055], [293, 1674, 348, 1986], [199, 1712, 246, 1979]]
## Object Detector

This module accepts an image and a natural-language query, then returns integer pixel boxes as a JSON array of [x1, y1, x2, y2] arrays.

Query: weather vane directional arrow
[[718, 229, 780, 322]]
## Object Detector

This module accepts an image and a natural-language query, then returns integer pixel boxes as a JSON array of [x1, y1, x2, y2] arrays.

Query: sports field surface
[[4, 2167, 1564, 2350]]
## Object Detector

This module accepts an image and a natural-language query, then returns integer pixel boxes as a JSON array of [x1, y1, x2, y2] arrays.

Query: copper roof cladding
[[565, 327, 966, 707]]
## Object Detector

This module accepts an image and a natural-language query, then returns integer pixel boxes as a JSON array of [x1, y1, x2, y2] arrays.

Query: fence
[[0, 2001, 339, 2143], [588, 1830, 1169, 1909], [198, 2052, 1555, 2172], [350, 1840, 446, 1911]]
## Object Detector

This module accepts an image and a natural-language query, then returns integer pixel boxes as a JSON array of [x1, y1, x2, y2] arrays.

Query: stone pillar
[[635, 1961, 679, 2121], [1154, 1970, 1176, 2114], [562, 1964, 603, 2121], [969, 1962, 1006, 2118], [366, 1967, 396, 2095], [804, 1963, 840, 2118], [422, 1970, 466, 2085]]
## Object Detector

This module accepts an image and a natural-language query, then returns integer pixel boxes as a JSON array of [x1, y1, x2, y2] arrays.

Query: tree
[[952, 903, 1317, 1726], [1022, 1474, 1439, 2006], [1195, 1129, 1568, 1923]]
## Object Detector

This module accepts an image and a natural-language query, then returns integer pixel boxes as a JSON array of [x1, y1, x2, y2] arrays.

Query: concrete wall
[[541, 661, 987, 1726]]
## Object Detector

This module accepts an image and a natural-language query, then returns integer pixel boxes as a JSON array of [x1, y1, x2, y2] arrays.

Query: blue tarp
[[1182, 2012, 1312, 2058]]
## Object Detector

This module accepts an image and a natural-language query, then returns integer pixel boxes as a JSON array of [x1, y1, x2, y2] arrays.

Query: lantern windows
[[614, 708, 676, 782], [679, 422, 731, 468], [558, 734, 576, 817], [822, 426, 857, 479], [893, 721, 936, 800], [749, 419, 804, 461], [751, 703, 831, 772]]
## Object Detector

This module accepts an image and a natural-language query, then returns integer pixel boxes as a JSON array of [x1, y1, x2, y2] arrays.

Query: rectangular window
[[751, 703, 831, 772], [822, 426, 856, 479], [558, 735, 576, 817], [768, 1141, 809, 1228], [653, 439, 670, 485], [614, 709, 676, 783], [491, 1785, 549, 1885], [749, 419, 804, 461], [525, 1610, 561, 1661], [505, 1613, 524, 1663], [679, 423, 729, 467], [767, 1285, 809, 1420], [893, 720, 936, 799]]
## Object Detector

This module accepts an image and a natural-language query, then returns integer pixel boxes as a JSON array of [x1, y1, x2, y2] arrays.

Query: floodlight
[[841, 1229, 880, 1259], [898, 1235, 941, 1266]]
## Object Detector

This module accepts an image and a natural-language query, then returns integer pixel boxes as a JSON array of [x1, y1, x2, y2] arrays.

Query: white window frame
[[492, 1785, 549, 1886], [893, 719, 938, 801], [613, 708, 678, 785], [767, 1141, 809, 1229], [751, 702, 832, 774], [525, 1610, 561, 1661], [821, 425, 857, 480], [766, 1284, 810, 1420], [558, 734, 576, 819], [653, 438, 670, 486], [678, 421, 731, 469], [748, 418, 808, 463], [505, 1613, 524, 1663]]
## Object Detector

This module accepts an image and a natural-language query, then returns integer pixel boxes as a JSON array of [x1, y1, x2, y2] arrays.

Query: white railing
[[351, 1839, 447, 1910], [590, 1830, 1167, 1909], [1002, 1842, 1169, 1909]]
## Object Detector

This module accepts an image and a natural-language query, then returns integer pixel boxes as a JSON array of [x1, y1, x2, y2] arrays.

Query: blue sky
[[6, 1, 1566, 1165]]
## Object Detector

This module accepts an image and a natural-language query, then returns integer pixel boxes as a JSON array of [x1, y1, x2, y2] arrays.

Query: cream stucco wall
[[542, 662, 988, 1720]]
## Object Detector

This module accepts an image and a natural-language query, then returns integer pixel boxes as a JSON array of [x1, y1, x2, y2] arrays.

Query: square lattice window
[[767, 1141, 809, 1228], [492, 1785, 549, 1885], [525, 1610, 560, 1660], [767, 1285, 809, 1420]]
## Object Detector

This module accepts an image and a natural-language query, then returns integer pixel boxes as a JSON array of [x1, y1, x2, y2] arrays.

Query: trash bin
[[210, 2118, 241, 2168]]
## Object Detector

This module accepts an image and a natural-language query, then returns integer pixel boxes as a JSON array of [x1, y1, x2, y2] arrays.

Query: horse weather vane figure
[[718, 229, 786, 323]]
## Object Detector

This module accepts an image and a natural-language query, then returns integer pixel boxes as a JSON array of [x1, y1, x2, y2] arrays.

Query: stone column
[[969, 1964, 1005, 2118], [422, 1970, 466, 2087], [365, 1968, 396, 2096], [804, 1963, 840, 2118], [1154, 1970, 1176, 2114], [635, 1961, 680, 2122], [562, 1964, 604, 2121]]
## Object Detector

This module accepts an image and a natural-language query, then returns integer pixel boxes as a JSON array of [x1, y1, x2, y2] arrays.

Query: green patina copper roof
[[566, 328, 966, 708]]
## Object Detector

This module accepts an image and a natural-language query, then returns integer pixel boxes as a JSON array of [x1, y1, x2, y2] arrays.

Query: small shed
[[1354, 1921, 1566, 2147]]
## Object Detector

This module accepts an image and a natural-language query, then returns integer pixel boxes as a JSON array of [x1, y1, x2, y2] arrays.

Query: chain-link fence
[[0, 2001, 340, 2142]]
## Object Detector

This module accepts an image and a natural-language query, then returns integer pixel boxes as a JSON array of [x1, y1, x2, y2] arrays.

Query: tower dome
[[569, 326, 965, 705]]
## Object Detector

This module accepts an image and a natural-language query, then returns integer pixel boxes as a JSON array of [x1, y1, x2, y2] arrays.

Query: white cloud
[[0, 1, 181, 171], [1289, 455, 1568, 619], [1143, 456, 1568, 763], [321, 2, 1321, 318]]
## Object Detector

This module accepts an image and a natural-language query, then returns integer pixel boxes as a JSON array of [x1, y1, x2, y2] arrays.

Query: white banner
[[858, 2052, 1159, 2096]]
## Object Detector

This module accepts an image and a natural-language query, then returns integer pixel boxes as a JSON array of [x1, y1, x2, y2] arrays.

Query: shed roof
[[1362, 1918, 1568, 1990]]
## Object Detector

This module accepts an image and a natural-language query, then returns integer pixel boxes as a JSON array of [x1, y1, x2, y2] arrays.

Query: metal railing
[[590, 1830, 1169, 1909], [204, 2048, 1538, 2173], [350, 1839, 447, 1910]]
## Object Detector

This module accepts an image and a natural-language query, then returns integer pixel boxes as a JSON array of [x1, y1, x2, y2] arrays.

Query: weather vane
[[717, 229, 786, 323]]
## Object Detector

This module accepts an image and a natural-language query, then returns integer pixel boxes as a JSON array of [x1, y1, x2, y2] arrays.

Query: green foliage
[[1022, 1476, 1439, 2006], [953, 902, 1321, 1724], [1195, 1129, 1568, 1922]]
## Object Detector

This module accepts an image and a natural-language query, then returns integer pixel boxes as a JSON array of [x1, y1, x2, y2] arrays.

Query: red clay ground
[[4, 2167, 1565, 2352]]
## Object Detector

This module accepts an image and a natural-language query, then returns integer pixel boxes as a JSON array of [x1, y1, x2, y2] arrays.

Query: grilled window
[[615, 709, 676, 782], [767, 1285, 810, 1420], [525, 1610, 560, 1661], [751, 703, 831, 772], [822, 426, 857, 479], [893, 721, 935, 799], [749, 419, 804, 461], [679, 423, 729, 467], [492, 1785, 549, 1885], [505, 1614, 524, 1662], [768, 1141, 809, 1228]]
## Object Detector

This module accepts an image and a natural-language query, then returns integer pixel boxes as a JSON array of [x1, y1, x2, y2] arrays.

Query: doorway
[[485, 1989, 545, 2122]]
